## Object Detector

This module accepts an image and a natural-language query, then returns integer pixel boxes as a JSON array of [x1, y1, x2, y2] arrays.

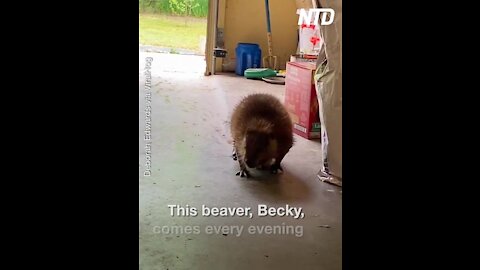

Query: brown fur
[[230, 93, 293, 177]]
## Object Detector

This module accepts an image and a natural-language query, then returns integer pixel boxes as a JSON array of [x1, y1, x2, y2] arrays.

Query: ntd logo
[[297, 8, 335, 26]]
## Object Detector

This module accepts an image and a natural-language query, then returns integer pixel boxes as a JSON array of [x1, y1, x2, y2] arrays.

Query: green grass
[[139, 0, 208, 17], [139, 13, 207, 53]]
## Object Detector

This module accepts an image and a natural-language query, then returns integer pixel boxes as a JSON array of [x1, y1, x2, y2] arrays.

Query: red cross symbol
[[310, 36, 320, 46], [301, 23, 316, 30]]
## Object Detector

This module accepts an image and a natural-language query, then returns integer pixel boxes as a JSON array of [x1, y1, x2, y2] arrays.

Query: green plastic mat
[[244, 68, 277, 79]]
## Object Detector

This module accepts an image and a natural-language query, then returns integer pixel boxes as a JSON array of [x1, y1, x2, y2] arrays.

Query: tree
[[169, 0, 200, 25]]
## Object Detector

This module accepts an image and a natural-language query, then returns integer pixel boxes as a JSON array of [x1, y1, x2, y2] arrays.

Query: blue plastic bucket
[[235, 43, 262, 76]]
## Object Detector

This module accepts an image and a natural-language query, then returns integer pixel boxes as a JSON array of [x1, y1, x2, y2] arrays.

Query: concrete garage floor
[[139, 52, 341, 270]]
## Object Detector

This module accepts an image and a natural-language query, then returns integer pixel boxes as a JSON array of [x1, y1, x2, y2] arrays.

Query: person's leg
[[315, 0, 342, 186]]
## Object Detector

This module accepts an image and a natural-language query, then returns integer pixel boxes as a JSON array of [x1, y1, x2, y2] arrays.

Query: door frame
[[204, 0, 218, 75]]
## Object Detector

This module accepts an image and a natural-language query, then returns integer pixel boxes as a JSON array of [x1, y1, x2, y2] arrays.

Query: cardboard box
[[285, 62, 321, 139], [290, 54, 317, 63]]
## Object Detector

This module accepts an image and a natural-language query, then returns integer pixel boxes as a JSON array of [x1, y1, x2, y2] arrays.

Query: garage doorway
[[139, 0, 215, 74]]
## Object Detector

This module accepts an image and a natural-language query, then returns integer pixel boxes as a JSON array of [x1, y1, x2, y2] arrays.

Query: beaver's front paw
[[270, 164, 283, 174], [236, 169, 250, 178]]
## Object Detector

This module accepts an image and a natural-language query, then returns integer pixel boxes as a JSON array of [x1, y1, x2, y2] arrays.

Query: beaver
[[230, 93, 294, 178]]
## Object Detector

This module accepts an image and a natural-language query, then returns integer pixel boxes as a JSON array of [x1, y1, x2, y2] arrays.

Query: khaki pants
[[315, 0, 342, 186]]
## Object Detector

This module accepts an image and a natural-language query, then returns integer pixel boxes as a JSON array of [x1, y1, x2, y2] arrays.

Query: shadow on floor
[[239, 169, 312, 203]]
